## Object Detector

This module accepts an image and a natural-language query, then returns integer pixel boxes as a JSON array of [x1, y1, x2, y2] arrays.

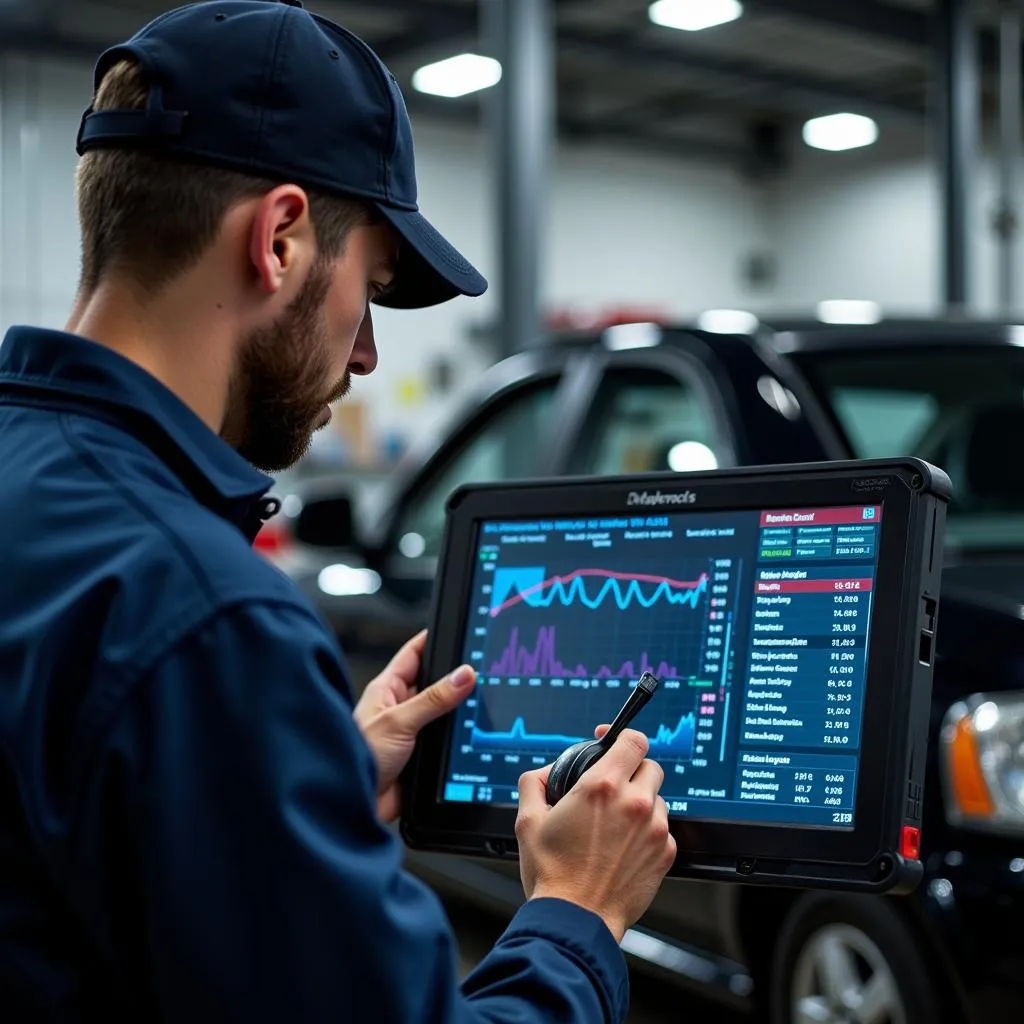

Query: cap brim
[[372, 205, 487, 309]]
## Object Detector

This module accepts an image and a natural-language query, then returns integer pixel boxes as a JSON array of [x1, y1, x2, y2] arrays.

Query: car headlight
[[941, 692, 1024, 835]]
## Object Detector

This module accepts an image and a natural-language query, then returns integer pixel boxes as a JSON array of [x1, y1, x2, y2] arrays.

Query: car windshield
[[789, 344, 1024, 556]]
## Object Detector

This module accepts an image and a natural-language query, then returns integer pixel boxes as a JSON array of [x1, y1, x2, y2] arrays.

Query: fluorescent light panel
[[412, 53, 502, 98], [649, 0, 743, 32], [802, 113, 878, 152]]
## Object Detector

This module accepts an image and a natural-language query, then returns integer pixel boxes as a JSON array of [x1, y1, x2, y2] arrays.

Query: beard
[[222, 256, 351, 473]]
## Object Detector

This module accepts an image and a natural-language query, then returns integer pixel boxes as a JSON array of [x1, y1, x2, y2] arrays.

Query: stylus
[[599, 670, 661, 749]]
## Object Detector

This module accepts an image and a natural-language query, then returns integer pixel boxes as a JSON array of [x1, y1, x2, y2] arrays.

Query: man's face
[[224, 223, 395, 472]]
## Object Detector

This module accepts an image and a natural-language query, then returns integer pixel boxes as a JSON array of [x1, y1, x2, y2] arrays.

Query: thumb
[[516, 763, 553, 816], [390, 664, 476, 735]]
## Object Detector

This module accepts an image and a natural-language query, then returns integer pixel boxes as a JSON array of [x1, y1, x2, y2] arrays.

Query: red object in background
[[253, 516, 293, 558], [545, 306, 670, 331]]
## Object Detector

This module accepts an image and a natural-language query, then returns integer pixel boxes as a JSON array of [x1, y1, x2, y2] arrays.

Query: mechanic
[[0, 2, 677, 1021]]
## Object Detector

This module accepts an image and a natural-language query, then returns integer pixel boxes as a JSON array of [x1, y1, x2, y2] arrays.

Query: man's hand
[[515, 726, 676, 943], [354, 630, 476, 822]]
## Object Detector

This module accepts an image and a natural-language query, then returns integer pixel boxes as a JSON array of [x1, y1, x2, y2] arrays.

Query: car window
[[791, 345, 1024, 552], [392, 379, 560, 561], [567, 367, 721, 476], [829, 388, 939, 459]]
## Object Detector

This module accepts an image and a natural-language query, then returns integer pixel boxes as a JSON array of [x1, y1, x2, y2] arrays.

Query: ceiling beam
[[0, 0, 68, 28], [746, 0, 927, 47], [0, 26, 102, 63], [402, 94, 757, 167], [593, 80, 769, 130], [742, 0, 1003, 72], [370, 8, 473, 66], [349, 0, 920, 119], [560, 24, 922, 119]]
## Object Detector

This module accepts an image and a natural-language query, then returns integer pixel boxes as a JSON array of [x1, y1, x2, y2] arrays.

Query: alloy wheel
[[790, 923, 905, 1024]]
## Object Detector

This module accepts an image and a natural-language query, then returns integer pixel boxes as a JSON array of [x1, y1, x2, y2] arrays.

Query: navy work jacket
[[0, 327, 629, 1023]]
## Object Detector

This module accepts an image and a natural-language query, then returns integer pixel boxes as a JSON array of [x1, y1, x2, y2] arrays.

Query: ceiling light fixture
[[411, 53, 502, 99], [816, 299, 883, 325], [648, 0, 743, 32], [802, 112, 879, 152]]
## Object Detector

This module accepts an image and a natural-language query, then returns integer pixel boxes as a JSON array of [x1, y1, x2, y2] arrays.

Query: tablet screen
[[441, 501, 882, 830]]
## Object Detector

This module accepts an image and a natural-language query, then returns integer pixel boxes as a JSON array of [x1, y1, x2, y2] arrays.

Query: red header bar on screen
[[760, 506, 881, 527], [755, 578, 874, 594]]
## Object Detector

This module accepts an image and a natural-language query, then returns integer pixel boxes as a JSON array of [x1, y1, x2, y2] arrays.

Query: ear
[[248, 185, 316, 296]]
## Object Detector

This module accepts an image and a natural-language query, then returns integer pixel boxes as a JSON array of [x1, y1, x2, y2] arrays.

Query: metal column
[[935, 0, 978, 312], [996, 0, 1021, 313], [485, 0, 553, 357]]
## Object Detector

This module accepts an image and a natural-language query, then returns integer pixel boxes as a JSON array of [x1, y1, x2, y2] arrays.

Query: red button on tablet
[[900, 825, 921, 860]]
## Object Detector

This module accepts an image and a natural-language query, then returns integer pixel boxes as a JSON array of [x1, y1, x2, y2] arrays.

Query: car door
[[360, 348, 602, 655], [559, 346, 739, 477]]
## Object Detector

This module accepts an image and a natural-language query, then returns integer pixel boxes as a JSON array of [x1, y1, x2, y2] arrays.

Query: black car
[[282, 319, 1024, 1024]]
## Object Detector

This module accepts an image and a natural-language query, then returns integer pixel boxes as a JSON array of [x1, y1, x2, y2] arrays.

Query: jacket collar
[[0, 327, 275, 527]]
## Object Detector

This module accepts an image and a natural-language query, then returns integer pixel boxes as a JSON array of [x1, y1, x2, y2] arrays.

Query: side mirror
[[293, 495, 356, 549]]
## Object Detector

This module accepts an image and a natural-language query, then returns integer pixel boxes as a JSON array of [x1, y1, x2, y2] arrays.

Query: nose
[[348, 304, 378, 376]]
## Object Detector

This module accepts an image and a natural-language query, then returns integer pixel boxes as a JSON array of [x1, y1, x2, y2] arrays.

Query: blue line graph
[[471, 713, 696, 760], [490, 566, 709, 615], [471, 720, 586, 753]]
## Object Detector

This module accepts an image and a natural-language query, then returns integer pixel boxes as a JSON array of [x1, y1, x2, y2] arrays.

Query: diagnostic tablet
[[401, 458, 950, 893]]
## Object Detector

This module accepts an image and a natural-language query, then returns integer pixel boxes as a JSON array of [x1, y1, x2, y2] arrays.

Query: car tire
[[769, 893, 943, 1024]]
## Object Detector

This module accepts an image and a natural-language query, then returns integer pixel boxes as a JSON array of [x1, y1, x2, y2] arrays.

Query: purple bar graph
[[489, 625, 679, 679]]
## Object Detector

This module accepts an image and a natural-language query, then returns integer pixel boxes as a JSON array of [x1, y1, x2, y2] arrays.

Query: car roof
[[544, 317, 1024, 356], [762, 318, 1024, 354]]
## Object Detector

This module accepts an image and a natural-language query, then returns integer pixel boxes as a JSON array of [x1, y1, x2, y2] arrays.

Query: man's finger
[[590, 728, 650, 781], [383, 628, 428, 681], [516, 765, 552, 818], [387, 664, 476, 735], [629, 757, 665, 797]]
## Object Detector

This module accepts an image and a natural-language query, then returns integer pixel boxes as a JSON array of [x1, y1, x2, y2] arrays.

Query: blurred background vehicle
[[278, 317, 1024, 670], [279, 316, 1024, 1024], [256, 461, 393, 578]]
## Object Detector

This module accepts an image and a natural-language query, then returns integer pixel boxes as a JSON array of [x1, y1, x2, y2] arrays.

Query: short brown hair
[[75, 59, 374, 296]]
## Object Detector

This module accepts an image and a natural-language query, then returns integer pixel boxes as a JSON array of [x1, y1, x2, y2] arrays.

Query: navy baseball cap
[[75, 0, 487, 309]]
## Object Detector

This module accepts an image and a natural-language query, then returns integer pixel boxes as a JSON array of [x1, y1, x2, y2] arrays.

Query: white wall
[[766, 127, 943, 316], [2, 52, 1018, 448], [767, 120, 1024, 320], [0, 57, 86, 334]]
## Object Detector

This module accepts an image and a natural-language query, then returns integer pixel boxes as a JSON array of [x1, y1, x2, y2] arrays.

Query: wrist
[[529, 888, 625, 944]]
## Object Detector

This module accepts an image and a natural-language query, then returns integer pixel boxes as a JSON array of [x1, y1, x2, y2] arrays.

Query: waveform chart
[[489, 566, 709, 615], [482, 562, 719, 687]]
